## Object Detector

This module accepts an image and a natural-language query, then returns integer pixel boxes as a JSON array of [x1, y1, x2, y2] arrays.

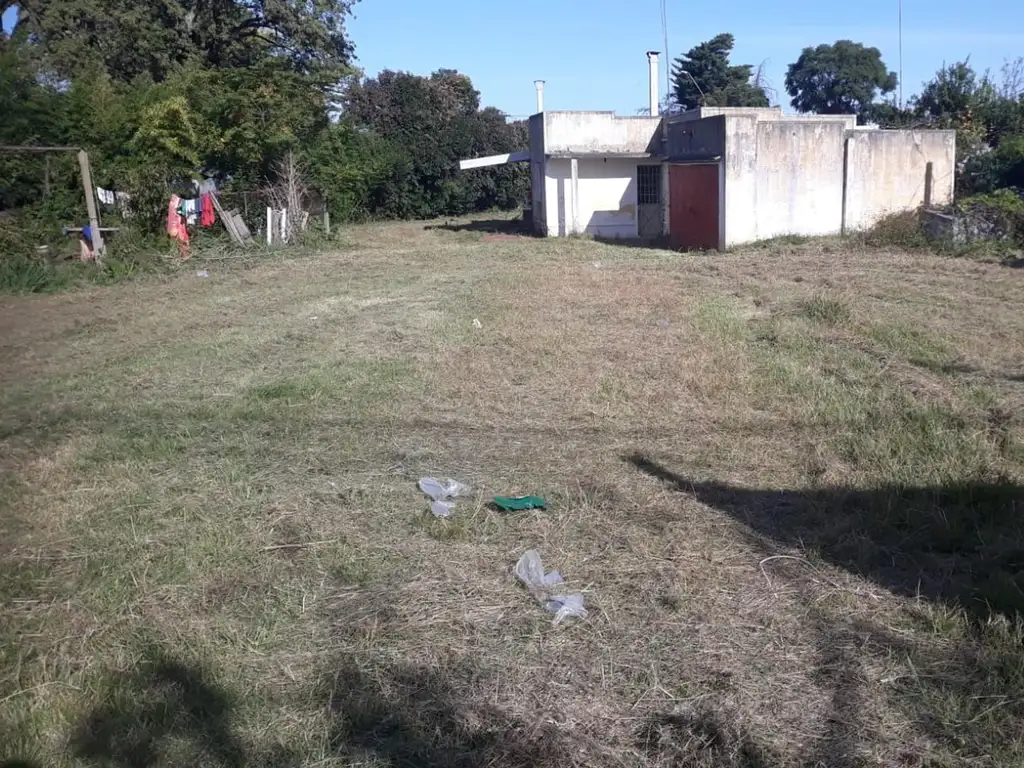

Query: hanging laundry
[[167, 194, 190, 260], [200, 193, 215, 227], [179, 198, 199, 226], [96, 187, 116, 206], [79, 225, 94, 262]]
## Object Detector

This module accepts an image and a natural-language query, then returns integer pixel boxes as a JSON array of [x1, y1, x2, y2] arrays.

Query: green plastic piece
[[493, 495, 547, 511]]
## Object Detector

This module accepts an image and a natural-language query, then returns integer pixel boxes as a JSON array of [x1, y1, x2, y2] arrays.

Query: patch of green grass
[[694, 296, 749, 341], [800, 295, 852, 326], [867, 322, 951, 370]]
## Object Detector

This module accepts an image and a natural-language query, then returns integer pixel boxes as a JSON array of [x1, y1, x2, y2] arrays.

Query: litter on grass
[[514, 549, 587, 623], [418, 477, 472, 501], [493, 495, 546, 512], [430, 500, 455, 518], [418, 477, 471, 518]]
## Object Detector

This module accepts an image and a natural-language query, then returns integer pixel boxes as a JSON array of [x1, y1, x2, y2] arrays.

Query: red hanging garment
[[200, 193, 216, 227]]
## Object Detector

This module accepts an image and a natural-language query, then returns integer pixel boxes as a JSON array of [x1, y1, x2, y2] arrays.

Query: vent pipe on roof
[[534, 80, 545, 113], [646, 51, 660, 117]]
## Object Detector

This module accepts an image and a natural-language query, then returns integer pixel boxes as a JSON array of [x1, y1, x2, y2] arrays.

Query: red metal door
[[669, 164, 720, 250]]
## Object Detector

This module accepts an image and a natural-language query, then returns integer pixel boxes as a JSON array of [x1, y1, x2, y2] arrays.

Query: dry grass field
[[2, 219, 1024, 767]]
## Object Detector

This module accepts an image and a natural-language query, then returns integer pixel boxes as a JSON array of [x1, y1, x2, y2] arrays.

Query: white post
[[534, 80, 545, 113], [570, 157, 579, 235], [281, 208, 288, 243], [266, 207, 273, 245], [647, 51, 660, 117]]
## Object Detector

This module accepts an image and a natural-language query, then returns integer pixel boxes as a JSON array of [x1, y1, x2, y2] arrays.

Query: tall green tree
[[12, 0, 358, 82], [785, 40, 896, 118], [341, 69, 527, 218], [670, 33, 769, 111]]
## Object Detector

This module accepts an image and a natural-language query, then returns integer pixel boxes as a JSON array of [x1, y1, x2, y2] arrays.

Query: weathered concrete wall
[[676, 106, 855, 130], [544, 159, 566, 236], [722, 119, 847, 245], [543, 112, 662, 155], [664, 114, 725, 159], [752, 121, 847, 241], [843, 130, 956, 231], [722, 116, 759, 246], [675, 106, 784, 123], [544, 157, 641, 238], [529, 114, 547, 234]]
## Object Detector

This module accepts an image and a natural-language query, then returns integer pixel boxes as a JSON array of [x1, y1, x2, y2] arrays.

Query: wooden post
[[266, 207, 273, 246], [76, 150, 104, 261], [324, 210, 330, 236], [43, 155, 51, 198], [243, 191, 249, 221], [924, 161, 934, 208]]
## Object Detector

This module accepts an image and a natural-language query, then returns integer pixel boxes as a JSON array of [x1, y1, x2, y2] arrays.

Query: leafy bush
[[960, 136, 1024, 196], [862, 210, 930, 249]]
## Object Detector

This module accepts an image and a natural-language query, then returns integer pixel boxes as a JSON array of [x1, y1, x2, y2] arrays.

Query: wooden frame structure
[[0, 145, 106, 261]]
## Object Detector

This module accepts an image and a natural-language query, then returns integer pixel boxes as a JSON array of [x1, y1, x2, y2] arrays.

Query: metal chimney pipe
[[646, 51, 660, 116], [534, 80, 545, 113]]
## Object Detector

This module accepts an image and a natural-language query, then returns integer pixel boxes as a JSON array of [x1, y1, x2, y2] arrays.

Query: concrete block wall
[[750, 121, 848, 242], [720, 115, 955, 245], [843, 130, 956, 231], [664, 114, 726, 160], [543, 112, 662, 155]]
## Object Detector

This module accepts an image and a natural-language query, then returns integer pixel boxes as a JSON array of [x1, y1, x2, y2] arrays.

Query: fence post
[[76, 150, 105, 262], [266, 207, 273, 246]]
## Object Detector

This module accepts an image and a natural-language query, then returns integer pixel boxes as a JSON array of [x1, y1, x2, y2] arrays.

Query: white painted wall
[[544, 158, 643, 238], [544, 112, 662, 155], [752, 121, 847, 241], [843, 130, 956, 231], [722, 116, 758, 247]]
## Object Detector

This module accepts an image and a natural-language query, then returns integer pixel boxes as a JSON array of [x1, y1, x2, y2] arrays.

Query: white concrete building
[[461, 65, 956, 249]]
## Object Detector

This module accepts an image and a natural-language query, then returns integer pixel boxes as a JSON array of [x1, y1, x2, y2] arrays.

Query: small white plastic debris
[[472, 318, 482, 329], [196, 269, 209, 278], [418, 477, 472, 519], [430, 500, 455, 518], [593, 262, 601, 269], [514, 549, 587, 624], [418, 477, 471, 501]]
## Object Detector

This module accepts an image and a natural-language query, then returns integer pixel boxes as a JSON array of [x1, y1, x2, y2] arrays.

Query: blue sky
[[348, 0, 1023, 116], [5, 1, 1022, 117]]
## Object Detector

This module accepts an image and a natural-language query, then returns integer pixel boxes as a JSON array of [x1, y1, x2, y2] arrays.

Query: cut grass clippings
[[2, 218, 1024, 766]]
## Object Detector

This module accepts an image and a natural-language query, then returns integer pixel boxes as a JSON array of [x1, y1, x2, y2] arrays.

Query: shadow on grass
[[636, 708, 780, 767], [592, 235, 673, 250], [625, 454, 1024, 620], [321, 656, 569, 767], [71, 652, 295, 768], [625, 454, 1024, 763], [424, 218, 530, 236]]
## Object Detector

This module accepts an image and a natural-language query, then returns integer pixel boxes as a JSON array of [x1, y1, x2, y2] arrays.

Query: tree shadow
[[424, 218, 530, 236], [625, 454, 1024, 763], [71, 651, 294, 768], [624, 454, 1024, 620], [636, 707, 781, 767], [321, 655, 571, 767], [592, 235, 674, 250]]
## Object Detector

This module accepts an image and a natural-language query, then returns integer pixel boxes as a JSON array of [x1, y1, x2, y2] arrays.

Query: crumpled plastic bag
[[430, 500, 455, 519], [418, 477, 472, 502], [514, 550, 587, 624]]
